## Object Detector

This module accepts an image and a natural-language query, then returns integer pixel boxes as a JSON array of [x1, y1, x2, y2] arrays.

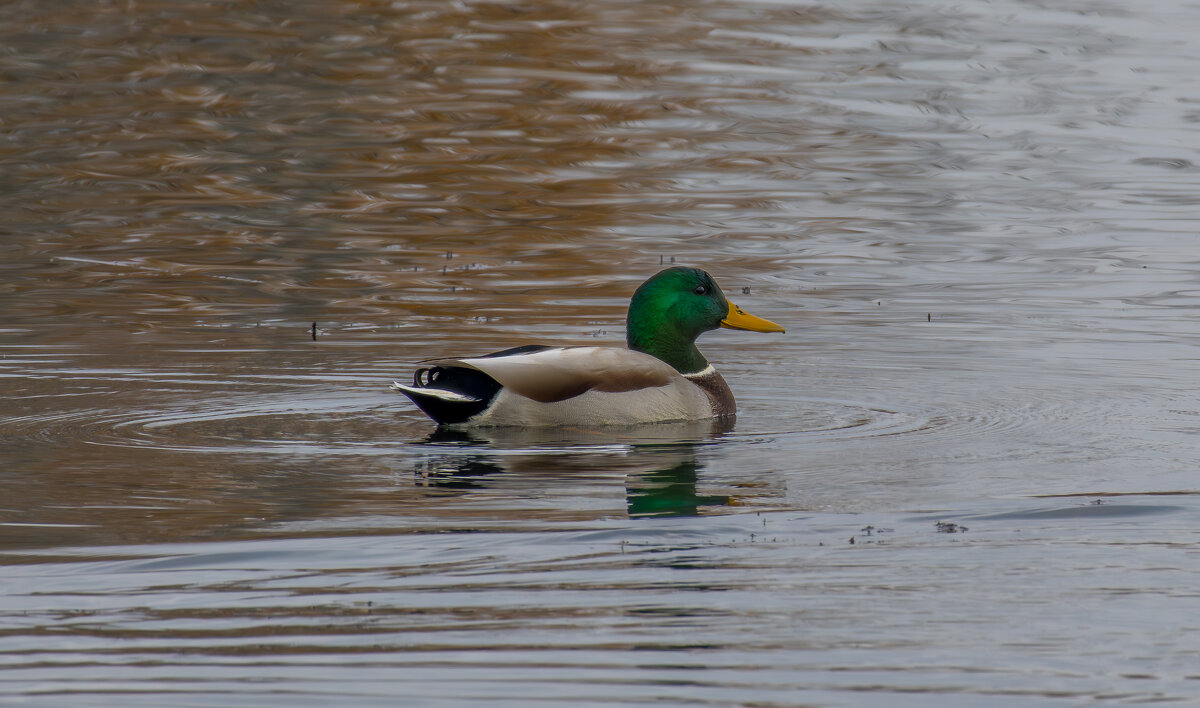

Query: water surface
[[4, 0, 1200, 705]]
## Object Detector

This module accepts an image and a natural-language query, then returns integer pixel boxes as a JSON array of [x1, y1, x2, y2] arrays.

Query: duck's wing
[[427, 346, 677, 403]]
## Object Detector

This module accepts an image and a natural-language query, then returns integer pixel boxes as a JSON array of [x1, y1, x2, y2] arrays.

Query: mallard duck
[[391, 267, 784, 427]]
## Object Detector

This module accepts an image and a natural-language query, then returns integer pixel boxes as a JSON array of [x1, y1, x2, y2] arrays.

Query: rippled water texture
[[4, 0, 1200, 705]]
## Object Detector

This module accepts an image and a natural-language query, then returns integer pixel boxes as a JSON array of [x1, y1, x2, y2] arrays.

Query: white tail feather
[[390, 382, 481, 403]]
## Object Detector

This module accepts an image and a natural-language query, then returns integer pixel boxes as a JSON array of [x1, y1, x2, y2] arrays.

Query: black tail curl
[[400, 364, 502, 426]]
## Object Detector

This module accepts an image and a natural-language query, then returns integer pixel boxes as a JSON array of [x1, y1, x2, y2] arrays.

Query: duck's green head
[[626, 267, 785, 374]]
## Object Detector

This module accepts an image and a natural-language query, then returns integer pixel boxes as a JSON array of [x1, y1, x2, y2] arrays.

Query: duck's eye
[[693, 285, 708, 295]]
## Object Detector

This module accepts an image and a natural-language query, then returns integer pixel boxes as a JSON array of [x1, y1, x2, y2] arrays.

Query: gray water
[[4, 0, 1200, 705]]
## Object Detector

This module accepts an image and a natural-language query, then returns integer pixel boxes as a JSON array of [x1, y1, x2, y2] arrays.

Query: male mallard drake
[[391, 267, 784, 427]]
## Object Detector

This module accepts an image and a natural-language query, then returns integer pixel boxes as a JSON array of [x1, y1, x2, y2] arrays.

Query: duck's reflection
[[624, 453, 731, 517], [413, 418, 739, 517], [414, 454, 504, 490]]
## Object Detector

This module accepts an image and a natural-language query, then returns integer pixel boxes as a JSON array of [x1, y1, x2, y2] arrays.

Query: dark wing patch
[[417, 345, 555, 366], [478, 344, 555, 359]]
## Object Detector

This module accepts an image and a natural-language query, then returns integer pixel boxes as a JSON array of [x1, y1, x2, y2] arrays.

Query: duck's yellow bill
[[720, 300, 785, 333]]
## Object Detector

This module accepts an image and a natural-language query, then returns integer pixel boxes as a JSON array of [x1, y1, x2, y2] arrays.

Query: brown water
[[4, 0, 1200, 705]]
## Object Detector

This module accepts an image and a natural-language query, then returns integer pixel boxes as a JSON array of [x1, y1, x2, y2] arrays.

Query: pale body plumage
[[391, 347, 725, 428]]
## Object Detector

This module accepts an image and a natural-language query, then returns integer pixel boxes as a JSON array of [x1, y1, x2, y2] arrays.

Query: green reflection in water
[[625, 452, 732, 518], [414, 420, 737, 517]]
